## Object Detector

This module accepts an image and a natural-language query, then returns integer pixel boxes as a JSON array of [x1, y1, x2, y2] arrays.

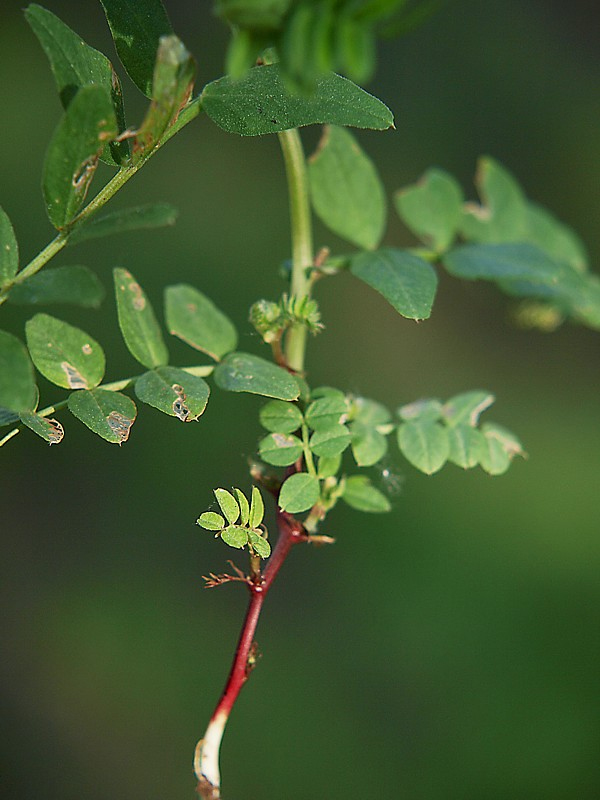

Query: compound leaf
[[114, 268, 168, 368], [135, 366, 209, 421], [308, 125, 386, 250], [25, 313, 105, 389], [342, 475, 391, 512], [214, 352, 300, 400], [165, 284, 237, 361], [99, 0, 173, 98], [398, 420, 450, 475], [7, 266, 104, 308], [0, 330, 37, 413], [67, 387, 136, 443], [43, 85, 118, 228], [278, 472, 320, 514], [201, 64, 394, 136], [351, 247, 438, 320]]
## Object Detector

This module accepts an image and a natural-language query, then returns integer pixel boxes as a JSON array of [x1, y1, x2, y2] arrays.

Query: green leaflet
[[351, 247, 438, 320], [165, 284, 237, 361], [214, 352, 300, 400], [67, 388, 136, 443], [132, 35, 195, 163], [114, 268, 168, 369], [221, 526, 249, 549], [443, 242, 565, 285], [442, 391, 495, 427], [397, 398, 443, 423], [0, 330, 37, 414], [447, 425, 484, 469], [69, 203, 178, 245], [460, 156, 528, 243], [479, 422, 525, 476], [259, 432, 304, 466], [305, 395, 348, 430], [234, 488, 250, 526], [42, 85, 118, 229], [259, 399, 304, 433], [309, 425, 352, 457], [0, 206, 18, 286], [394, 168, 463, 253], [248, 529, 270, 559], [201, 64, 394, 136], [7, 266, 104, 308], [214, 488, 240, 525], [19, 412, 64, 445], [25, 314, 105, 390], [197, 511, 225, 531], [350, 422, 388, 467], [25, 3, 128, 165], [397, 420, 450, 475], [249, 486, 265, 529], [135, 366, 210, 421], [278, 472, 320, 514], [99, 0, 174, 98], [308, 125, 386, 250], [342, 475, 391, 513]]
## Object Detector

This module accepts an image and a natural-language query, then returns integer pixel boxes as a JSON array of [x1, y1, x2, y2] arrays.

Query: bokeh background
[[1, 1, 599, 798]]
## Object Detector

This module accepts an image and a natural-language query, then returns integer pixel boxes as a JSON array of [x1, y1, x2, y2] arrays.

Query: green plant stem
[[0, 99, 202, 307], [277, 129, 313, 374], [0, 364, 213, 447]]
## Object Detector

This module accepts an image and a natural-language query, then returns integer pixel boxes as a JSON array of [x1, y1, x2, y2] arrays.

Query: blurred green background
[[1, 2, 599, 798]]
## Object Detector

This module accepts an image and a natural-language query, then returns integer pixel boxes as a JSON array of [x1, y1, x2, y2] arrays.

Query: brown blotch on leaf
[[46, 418, 65, 445], [171, 383, 190, 422], [127, 280, 146, 311], [61, 361, 87, 389], [81, 344, 93, 355], [107, 411, 133, 443]]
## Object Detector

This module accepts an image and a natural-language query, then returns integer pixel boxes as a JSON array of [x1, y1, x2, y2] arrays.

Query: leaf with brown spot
[[135, 366, 209, 421], [19, 412, 64, 445], [25, 313, 105, 389], [114, 268, 168, 369], [67, 388, 136, 444]]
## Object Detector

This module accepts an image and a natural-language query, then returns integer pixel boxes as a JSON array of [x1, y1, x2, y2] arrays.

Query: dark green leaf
[[221, 525, 249, 548], [259, 432, 303, 466], [350, 422, 388, 467], [397, 398, 443, 423], [305, 395, 348, 431], [19, 411, 64, 445], [248, 529, 271, 559], [69, 203, 178, 245], [99, 0, 173, 98], [342, 475, 391, 513], [114, 268, 168, 368], [197, 511, 225, 531], [43, 85, 118, 229], [443, 243, 565, 285], [132, 35, 195, 163], [394, 168, 463, 253], [259, 399, 303, 433], [308, 125, 386, 250], [214, 488, 240, 525], [309, 425, 352, 457], [397, 420, 450, 475], [351, 248, 438, 320], [7, 266, 104, 308], [67, 387, 136, 443], [134, 366, 209, 421], [201, 64, 394, 136], [0, 330, 37, 413], [460, 157, 528, 243], [447, 425, 484, 469], [25, 3, 128, 165], [234, 489, 250, 526], [25, 313, 105, 389], [442, 391, 494, 427], [278, 472, 320, 514], [0, 206, 18, 285], [249, 486, 264, 528], [214, 352, 300, 400], [165, 284, 237, 361]]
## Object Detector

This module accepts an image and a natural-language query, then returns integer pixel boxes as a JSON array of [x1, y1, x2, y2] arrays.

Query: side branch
[[194, 511, 307, 798]]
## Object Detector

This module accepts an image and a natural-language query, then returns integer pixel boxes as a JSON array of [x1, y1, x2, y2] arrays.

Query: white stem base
[[194, 709, 228, 788]]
